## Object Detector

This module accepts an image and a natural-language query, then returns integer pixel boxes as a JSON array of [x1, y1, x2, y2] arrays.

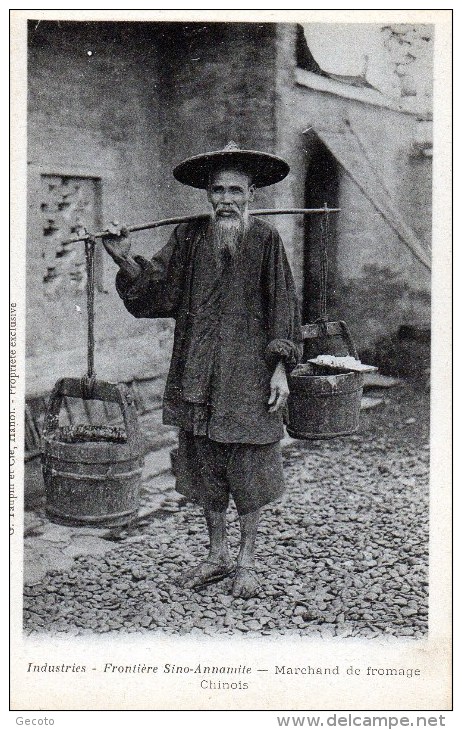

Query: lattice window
[[40, 174, 102, 298]]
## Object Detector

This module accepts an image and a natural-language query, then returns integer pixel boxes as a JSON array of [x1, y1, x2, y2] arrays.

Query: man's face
[[207, 169, 255, 220]]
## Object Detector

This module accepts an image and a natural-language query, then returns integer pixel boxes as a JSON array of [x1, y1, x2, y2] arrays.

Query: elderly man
[[103, 142, 302, 599]]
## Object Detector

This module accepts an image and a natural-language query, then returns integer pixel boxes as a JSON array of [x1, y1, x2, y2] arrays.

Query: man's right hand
[[102, 222, 143, 280], [102, 221, 132, 264]]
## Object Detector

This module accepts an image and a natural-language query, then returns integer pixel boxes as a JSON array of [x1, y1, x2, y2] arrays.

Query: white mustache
[[216, 206, 240, 214], [211, 209, 249, 226]]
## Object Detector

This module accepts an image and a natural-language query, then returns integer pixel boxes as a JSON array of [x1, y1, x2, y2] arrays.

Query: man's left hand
[[268, 362, 290, 413]]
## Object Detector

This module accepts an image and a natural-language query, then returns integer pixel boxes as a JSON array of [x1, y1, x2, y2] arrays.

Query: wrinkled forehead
[[208, 167, 253, 188]]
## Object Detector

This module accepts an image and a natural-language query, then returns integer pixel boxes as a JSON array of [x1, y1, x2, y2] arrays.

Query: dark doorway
[[303, 137, 340, 323]]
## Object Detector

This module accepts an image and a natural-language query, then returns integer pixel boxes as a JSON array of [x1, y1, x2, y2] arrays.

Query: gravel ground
[[23, 381, 429, 638]]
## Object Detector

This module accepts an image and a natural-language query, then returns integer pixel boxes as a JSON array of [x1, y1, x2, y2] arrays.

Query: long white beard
[[211, 210, 249, 263]]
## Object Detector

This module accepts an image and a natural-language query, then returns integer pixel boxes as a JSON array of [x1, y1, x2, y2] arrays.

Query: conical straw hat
[[173, 141, 290, 189]]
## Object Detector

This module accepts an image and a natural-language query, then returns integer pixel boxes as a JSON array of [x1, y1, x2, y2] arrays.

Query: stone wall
[[154, 23, 279, 219], [26, 20, 279, 398]]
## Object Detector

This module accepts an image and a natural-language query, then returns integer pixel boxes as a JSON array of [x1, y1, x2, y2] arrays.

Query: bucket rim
[[41, 435, 144, 462], [288, 370, 363, 381]]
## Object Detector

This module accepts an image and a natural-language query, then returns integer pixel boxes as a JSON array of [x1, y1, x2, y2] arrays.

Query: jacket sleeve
[[263, 230, 303, 372], [115, 224, 188, 318]]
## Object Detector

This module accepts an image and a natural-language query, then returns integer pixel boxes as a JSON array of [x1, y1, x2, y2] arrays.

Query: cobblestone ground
[[23, 381, 429, 639]]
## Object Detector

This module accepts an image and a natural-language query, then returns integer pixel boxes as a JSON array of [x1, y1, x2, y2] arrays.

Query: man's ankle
[[237, 556, 256, 569], [209, 550, 231, 564]]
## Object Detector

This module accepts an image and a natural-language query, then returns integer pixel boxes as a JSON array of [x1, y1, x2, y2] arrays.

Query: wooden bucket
[[42, 378, 144, 527], [286, 320, 364, 439]]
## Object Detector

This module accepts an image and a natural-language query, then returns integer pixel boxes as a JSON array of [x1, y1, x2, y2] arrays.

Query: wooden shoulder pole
[[61, 208, 341, 245]]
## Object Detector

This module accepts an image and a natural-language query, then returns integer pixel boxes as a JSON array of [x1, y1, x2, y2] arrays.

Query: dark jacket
[[116, 217, 302, 444]]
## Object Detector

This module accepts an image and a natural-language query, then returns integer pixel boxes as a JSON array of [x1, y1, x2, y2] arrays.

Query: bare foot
[[232, 566, 260, 599], [180, 559, 234, 589]]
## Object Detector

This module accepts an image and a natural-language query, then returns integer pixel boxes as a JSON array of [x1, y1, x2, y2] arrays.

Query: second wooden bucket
[[286, 320, 364, 439], [287, 366, 364, 439]]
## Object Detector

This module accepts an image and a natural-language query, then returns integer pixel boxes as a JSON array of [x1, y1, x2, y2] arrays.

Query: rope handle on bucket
[[82, 235, 97, 398], [42, 239, 144, 455], [318, 203, 330, 327], [299, 320, 359, 360]]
